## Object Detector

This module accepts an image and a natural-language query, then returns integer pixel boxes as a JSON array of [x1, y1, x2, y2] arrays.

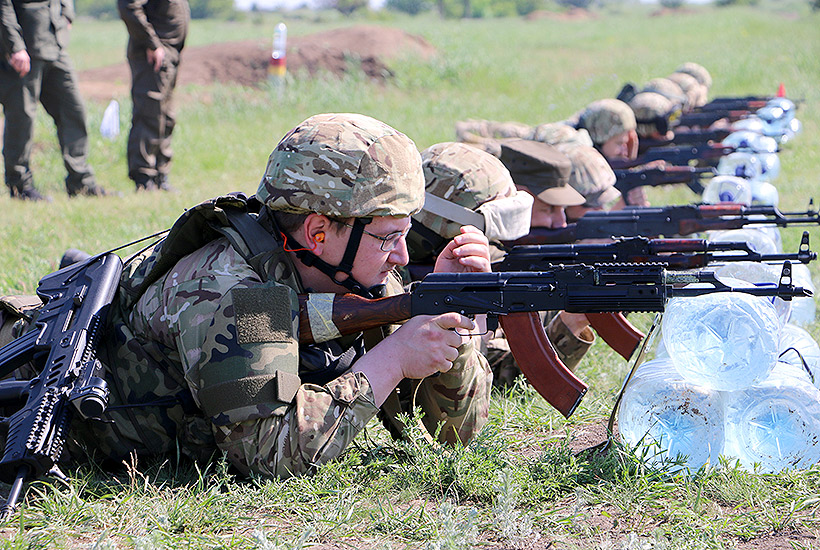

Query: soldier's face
[[601, 130, 633, 160], [324, 215, 412, 289], [530, 199, 567, 229]]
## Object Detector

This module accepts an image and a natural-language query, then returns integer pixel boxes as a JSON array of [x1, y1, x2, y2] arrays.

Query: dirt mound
[[525, 7, 597, 21], [79, 25, 436, 101], [650, 7, 698, 17]]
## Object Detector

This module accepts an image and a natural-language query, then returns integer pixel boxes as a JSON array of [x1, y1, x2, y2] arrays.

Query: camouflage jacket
[[69, 198, 492, 478]]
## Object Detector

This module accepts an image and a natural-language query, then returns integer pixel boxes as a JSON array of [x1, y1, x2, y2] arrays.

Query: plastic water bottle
[[701, 175, 752, 206], [778, 323, 820, 388], [618, 358, 724, 470], [711, 262, 791, 326], [787, 263, 816, 326], [749, 179, 780, 207], [723, 361, 820, 472], [708, 228, 778, 256], [662, 279, 781, 390]]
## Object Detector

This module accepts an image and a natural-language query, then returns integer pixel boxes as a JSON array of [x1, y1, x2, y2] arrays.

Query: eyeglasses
[[332, 220, 410, 252]]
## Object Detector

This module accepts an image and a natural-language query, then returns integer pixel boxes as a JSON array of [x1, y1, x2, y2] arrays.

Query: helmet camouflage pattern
[[530, 122, 594, 148], [578, 99, 637, 146], [414, 142, 516, 239], [667, 72, 707, 109], [642, 78, 687, 110], [555, 143, 619, 208], [676, 62, 712, 89], [629, 92, 675, 137], [258, 113, 424, 218]]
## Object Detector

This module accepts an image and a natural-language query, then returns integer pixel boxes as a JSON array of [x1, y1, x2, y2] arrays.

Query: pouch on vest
[[121, 194, 303, 417]]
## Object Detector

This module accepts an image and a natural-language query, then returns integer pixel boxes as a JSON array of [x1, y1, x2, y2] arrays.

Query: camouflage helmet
[[414, 142, 517, 240], [577, 99, 637, 147], [628, 92, 676, 138], [676, 62, 712, 89], [257, 113, 424, 218], [642, 78, 687, 111], [555, 143, 620, 209], [530, 122, 594, 148], [667, 72, 707, 109]]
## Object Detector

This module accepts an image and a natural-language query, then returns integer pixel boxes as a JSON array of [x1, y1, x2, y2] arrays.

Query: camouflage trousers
[[126, 43, 182, 184]]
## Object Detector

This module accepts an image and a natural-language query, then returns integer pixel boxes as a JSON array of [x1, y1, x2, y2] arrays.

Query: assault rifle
[[491, 231, 814, 363], [0, 253, 123, 519], [676, 109, 749, 129], [298, 264, 811, 418], [613, 165, 714, 202], [638, 128, 733, 154], [608, 144, 735, 170], [495, 232, 816, 272], [700, 95, 803, 112], [506, 202, 820, 245]]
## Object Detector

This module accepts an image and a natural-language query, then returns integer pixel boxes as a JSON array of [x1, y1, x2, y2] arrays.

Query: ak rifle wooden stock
[[506, 202, 820, 246], [297, 264, 811, 419]]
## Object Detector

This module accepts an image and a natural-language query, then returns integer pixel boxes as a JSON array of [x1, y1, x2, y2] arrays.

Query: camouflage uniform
[[3, 114, 493, 477], [408, 140, 593, 386], [454, 119, 592, 157]]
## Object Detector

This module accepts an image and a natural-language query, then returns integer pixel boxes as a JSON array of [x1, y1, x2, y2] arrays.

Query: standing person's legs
[[126, 50, 162, 190], [0, 60, 47, 200], [39, 52, 103, 196], [155, 47, 181, 191]]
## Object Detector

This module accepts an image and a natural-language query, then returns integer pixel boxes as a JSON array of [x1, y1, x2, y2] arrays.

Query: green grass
[[2, 4, 820, 548]]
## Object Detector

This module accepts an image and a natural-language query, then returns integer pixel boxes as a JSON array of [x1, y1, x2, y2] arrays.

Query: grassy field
[[1, 3, 820, 548]]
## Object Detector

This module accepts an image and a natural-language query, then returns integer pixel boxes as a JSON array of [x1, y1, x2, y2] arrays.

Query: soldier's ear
[[302, 213, 333, 254]]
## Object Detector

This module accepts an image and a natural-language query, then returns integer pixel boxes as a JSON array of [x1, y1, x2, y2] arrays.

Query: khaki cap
[[499, 139, 585, 206], [556, 143, 620, 209]]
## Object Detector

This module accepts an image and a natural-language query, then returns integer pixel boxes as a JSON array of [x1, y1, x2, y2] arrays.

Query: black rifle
[[495, 232, 816, 272], [638, 128, 733, 154], [677, 109, 750, 128], [609, 144, 735, 170], [0, 253, 123, 518], [506, 202, 820, 245], [700, 96, 803, 112], [614, 165, 714, 201], [298, 263, 811, 418]]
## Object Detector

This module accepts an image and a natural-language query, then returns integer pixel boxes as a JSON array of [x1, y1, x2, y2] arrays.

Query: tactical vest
[[91, 194, 377, 458]]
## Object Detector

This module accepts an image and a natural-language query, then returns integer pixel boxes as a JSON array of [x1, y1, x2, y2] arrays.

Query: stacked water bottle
[[619, 97, 818, 471], [701, 96, 802, 209], [619, 278, 820, 473]]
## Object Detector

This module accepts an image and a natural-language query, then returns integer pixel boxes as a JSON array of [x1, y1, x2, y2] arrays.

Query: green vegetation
[[1, 4, 820, 548]]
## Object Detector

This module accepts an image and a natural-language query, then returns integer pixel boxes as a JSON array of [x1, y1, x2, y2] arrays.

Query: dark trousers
[[126, 44, 181, 183], [0, 52, 96, 194]]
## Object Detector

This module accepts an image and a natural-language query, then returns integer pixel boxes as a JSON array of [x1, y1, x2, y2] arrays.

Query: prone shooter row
[[0, 65, 815, 516]]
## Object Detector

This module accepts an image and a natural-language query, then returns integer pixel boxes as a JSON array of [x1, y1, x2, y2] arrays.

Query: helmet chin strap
[[280, 217, 386, 299]]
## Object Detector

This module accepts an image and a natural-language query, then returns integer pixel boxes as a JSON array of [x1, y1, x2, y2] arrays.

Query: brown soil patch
[[78, 25, 436, 101], [525, 7, 597, 21]]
